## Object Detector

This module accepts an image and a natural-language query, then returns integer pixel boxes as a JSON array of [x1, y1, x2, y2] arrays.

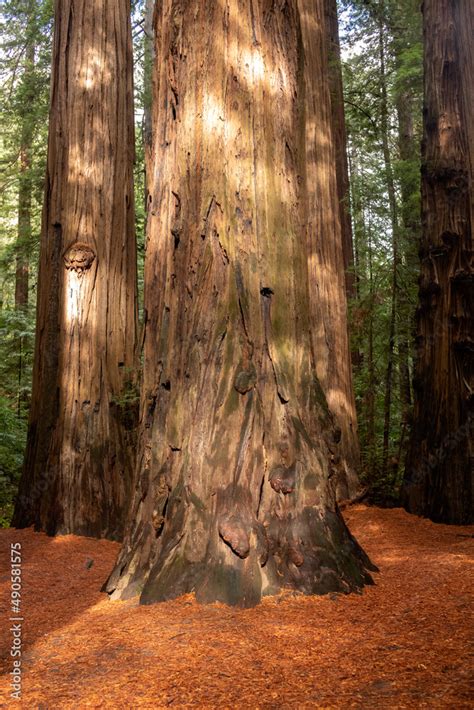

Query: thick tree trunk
[[13, 0, 138, 540], [307, 0, 361, 501], [106, 0, 374, 608], [401, 0, 473, 524]]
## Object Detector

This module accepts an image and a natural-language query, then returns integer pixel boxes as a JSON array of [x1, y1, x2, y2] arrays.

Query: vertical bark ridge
[[106, 0, 373, 608], [402, 0, 473, 523], [300, 0, 361, 500], [13, 0, 138, 540]]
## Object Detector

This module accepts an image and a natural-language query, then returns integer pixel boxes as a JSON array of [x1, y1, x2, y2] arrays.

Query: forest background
[[0, 0, 422, 525]]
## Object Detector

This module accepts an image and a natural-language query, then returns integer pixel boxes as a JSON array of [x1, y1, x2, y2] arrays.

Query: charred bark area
[[106, 0, 374, 607], [13, 0, 138, 540], [402, 0, 473, 524]]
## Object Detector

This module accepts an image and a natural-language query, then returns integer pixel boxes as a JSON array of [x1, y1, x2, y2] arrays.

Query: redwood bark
[[396, 91, 416, 426], [324, 0, 356, 301], [309, 0, 361, 500], [106, 0, 374, 607], [401, 0, 473, 523], [13, 0, 138, 539]]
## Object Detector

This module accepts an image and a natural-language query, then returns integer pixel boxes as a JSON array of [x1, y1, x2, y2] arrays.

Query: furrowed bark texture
[[322, 0, 361, 496], [402, 0, 474, 523], [106, 0, 373, 607], [324, 0, 355, 301], [13, 0, 138, 540]]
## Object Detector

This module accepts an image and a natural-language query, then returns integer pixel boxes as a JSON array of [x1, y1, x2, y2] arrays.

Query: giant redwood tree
[[402, 0, 473, 523], [105, 0, 374, 607], [323, 0, 361, 496], [13, 0, 138, 539]]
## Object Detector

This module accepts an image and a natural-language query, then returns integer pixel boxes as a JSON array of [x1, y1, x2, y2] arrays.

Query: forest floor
[[0, 505, 473, 709]]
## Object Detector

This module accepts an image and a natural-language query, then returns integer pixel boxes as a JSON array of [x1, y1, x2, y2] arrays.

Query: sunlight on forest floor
[[1, 506, 473, 708]]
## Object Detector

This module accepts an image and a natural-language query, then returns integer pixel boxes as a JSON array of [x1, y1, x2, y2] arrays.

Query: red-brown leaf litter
[[1, 505, 473, 708]]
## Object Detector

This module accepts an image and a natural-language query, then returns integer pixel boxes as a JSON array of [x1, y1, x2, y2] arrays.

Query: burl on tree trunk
[[12, 0, 138, 540], [106, 0, 374, 607], [402, 0, 473, 524]]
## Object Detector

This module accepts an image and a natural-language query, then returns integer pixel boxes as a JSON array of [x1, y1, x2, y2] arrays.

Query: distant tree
[[325, 0, 357, 304], [402, 0, 473, 523], [340, 0, 421, 500], [0, 0, 52, 521], [13, 0, 138, 539]]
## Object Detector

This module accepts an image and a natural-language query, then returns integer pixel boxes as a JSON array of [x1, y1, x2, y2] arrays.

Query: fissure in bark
[[401, 0, 473, 524], [106, 0, 374, 608], [305, 0, 361, 501], [13, 0, 138, 540]]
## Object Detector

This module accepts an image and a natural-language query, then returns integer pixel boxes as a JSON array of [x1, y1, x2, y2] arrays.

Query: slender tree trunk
[[15, 127, 30, 413], [402, 0, 473, 524], [396, 91, 416, 426], [367, 227, 376, 477], [13, 0, 138, 540], [14, 9, 35, 312], [324, 0, 356, 301], [15, 135, 31, 311], [348, 147, 364, 370], [143, 0, 155, 187], [105, 0, 374, 608], [378, 10, 399, 480], [15, 11, 35, 417]]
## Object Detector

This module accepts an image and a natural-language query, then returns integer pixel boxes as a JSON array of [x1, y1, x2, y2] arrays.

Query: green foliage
[[0, 0, 424, 519], [340, 0, 422, 502], [0, 0, 53, 524], [0, 1, 148, 524], [0, 394, 27, 526], [0, 307, 35, 526]]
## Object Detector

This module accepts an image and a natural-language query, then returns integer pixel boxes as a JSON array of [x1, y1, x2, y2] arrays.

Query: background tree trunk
[[13, 0, 138, 539], [106, 0, 374, 608], [324, 0, 356, 302], [14, 21, 35, 416], [396, 86, 416, 427], [401, 0, 473, 523], [377, 7, 400, 482], [143, 0, 155, 180], [15, 129, 32, 312], [308, 0, 361, 501], [14, 0, 36, 313]]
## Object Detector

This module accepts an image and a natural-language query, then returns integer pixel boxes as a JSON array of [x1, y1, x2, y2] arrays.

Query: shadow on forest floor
[[0, 505, 473, 708]]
